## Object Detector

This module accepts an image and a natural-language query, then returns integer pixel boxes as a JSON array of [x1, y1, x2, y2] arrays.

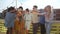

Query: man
[[31, 5, 39, 34], [5, 7, 16, 34], [38, 9, 46, 34], [32, 5, 46, 34]]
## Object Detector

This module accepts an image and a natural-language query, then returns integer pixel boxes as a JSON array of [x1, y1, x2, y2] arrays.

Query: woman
[[44, 5, 54, 34], [14, 6, 25, 34]]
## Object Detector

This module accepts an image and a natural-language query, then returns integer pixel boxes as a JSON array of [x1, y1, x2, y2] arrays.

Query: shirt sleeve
[[31, 13, 33, 22], [38, 12, 46, 15]]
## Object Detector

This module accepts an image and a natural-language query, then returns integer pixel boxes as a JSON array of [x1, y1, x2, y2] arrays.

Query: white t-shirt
[[24, 13, 32, 21]]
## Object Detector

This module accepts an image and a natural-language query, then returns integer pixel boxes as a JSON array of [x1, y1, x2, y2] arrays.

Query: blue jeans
[[45, 22, 52, 34]]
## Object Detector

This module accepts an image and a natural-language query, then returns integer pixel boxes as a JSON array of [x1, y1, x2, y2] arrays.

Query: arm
[[37, 12, 46, 15], [31, 13, 33, 24]]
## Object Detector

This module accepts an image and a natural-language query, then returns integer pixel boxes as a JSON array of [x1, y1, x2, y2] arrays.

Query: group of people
[[4, 5, 54, 34]]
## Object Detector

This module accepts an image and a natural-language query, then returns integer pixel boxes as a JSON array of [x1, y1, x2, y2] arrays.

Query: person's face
[[33, 7, 37, 11], [20, 8, 23, 11], [46, 7, 51, 12], [25, 10, 29, 13], [26, 11, 29, 14]]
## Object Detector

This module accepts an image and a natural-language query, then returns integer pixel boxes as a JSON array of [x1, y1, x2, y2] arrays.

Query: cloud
[[0, 0, 60, 12], [22, 0, 60, 10]]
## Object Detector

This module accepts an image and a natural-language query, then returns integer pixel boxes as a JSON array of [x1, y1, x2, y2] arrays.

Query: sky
[[0, 0, 60, 12]]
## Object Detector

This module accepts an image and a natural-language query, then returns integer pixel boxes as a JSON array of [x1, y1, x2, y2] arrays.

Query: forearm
[[38, 13, 45, 15]]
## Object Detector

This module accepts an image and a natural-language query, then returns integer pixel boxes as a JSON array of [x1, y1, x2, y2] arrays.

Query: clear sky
[[0, 0, 60, 12]]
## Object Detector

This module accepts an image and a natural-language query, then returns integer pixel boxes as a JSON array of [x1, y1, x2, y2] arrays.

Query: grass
[[0, 19, 7, 33]]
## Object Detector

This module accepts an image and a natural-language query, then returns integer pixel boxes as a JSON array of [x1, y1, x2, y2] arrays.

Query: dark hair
[[8, 7, 15, 12], [33, 5, 38, 8], [19, 6, 23, 10], [26, 8, 29, 12]]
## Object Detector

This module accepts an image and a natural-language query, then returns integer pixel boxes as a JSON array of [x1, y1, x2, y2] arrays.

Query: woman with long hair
[[44, 5, 54, 34]]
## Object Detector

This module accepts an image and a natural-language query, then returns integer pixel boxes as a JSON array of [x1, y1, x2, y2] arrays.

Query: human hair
[[33, 5, 38, 8], [8, 6, 15, 12], [19, 6, 23, 10], [44, 5, 51, 12], [26, 8, 29, 12], [7, 6, 15, 12], [46, 5, 51, 9]]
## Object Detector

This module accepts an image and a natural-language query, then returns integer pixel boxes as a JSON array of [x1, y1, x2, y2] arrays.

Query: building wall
[[54, 9, 60, 20]]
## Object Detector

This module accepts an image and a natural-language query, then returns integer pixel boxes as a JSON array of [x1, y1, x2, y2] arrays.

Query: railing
[[0, 20, 60, 34], [28, 21, 60, 34], [0, 19, 7, 32]]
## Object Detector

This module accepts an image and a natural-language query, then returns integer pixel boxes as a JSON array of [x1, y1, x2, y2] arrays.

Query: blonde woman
[[45, 5, 54, 34]]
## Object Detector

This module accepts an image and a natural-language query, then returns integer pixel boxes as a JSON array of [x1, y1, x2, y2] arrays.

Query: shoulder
[[6, 12, 10, 14], [6, 12, 11, 16]]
